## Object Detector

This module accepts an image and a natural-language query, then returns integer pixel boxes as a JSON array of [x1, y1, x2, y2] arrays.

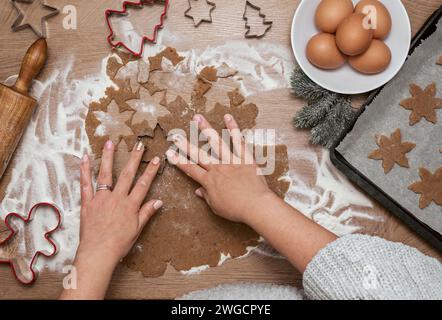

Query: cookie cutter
[[184, 0, 216, 27], [105, 0, 170, 57], [11, 0, 60, 38], [243, 0, 273, 39], [0, 202, 62, 285]]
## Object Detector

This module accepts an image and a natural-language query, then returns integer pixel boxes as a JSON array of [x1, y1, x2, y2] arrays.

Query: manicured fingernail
[[135, 140, 144, 151], [195, 188, 203, 197], [152, 156, 160, 165], [224, 114, 232, 122], [166, 149, 176, 159], [193, 114, 202, 123], [153, 200, 163, 210], [105, 140, 113, 150], [82, 154, 89, 164], [173, 134, 183, 142]]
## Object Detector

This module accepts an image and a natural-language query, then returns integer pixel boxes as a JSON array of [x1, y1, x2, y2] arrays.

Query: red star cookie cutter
[[105, 0, 170, 57], [0, 202, 62, 285]]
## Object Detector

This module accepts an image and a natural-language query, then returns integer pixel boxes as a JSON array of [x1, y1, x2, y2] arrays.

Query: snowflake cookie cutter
[[105, 0, 170, 57], [0, 202, 62, 285], [243, 0, 273, 39], [184, 0, 216, 27]]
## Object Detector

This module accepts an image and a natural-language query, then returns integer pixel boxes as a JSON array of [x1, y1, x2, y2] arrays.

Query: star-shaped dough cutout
[[409, 167, 442, 209], [368, 129, 416, 174], [184, 0, 216, 27], [400, 83, 442, 125], [12, 0, 59, 38], [94, 100, 134, 146]]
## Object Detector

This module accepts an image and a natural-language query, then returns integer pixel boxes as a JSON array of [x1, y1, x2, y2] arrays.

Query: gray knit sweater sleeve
[[303, 235, 442, 300]]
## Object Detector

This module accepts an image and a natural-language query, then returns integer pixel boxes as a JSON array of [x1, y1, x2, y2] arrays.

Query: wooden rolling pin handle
[[12, 38, 48, 95]]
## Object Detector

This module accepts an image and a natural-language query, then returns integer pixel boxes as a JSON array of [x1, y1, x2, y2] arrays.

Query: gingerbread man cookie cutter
[[105, 0, 170, 57], [0, 202, 62, 285]]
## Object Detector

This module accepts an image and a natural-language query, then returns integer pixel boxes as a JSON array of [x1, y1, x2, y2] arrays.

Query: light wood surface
[[0, 0, 441, 299]]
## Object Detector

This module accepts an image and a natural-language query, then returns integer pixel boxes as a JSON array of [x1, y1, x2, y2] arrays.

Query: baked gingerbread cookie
[[368, 128, 416, 174], [399, 83, 442, 125], [409, 167, 442, 209]]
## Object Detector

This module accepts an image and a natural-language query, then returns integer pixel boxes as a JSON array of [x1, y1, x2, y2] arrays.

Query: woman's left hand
[[60, 140, 162, 300]]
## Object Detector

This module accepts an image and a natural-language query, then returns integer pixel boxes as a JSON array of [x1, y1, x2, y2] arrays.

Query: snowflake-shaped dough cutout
[[126, 87, 169, 138]]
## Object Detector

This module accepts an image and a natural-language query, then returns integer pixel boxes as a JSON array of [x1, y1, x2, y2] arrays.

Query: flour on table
[[1, 32, 374, 274], [283, 149, 379, 236]]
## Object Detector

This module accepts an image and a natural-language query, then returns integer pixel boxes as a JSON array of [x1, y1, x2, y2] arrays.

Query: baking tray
[[330, 6, 442, 252]]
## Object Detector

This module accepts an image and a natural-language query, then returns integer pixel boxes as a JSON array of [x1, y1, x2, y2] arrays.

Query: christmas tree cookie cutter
[[105, 0, 170, 57], [184, 0, 216, 27], [243, 0, 273, 39], [0, 202, 62, 285]]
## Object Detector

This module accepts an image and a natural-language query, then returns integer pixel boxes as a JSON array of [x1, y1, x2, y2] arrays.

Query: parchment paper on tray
[[337, 18, 442, 234]]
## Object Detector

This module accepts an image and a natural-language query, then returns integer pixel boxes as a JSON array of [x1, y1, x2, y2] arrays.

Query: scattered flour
[[0, 56, 113, 272], [0, 31, 378, 274], [283, 149, 380, 236]]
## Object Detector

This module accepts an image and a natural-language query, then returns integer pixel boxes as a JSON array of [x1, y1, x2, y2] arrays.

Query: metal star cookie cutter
[[105, 0, 170, 57], [243, 0, 273, 39], [184, 0, 216, 27], [0, 202, 62, 285], [11, 0, 59, 38]]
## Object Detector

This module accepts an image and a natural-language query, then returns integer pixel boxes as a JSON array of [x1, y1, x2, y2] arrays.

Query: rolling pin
[[0, 38, 47, 180]]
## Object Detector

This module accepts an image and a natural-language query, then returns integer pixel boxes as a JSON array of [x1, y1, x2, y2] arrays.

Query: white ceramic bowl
[[291, 0, 411, 94]]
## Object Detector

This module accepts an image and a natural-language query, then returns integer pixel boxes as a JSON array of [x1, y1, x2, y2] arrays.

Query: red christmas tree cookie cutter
[[105, 0, 170, 57], [0, 202, 62, 285]]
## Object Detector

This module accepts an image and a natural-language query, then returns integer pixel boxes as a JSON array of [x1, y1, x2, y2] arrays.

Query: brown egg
[[315, 0, 354, 33], [349, 39, 391, 74], [336, 13, 374, 56], [306, 33, 347, 70], [355, 0, 392, 39]]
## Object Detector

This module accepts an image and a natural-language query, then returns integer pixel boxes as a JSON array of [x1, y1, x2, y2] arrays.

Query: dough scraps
[[409, 167, 442, 209], [107, 49, 139, 79], [399, 83, 442, 125], [199, 66, 218, 82], [149, 47, 185, 72], [227, 88, 246, 107], [85, 49, 290, 277], [368, 129, 416, 174], [216, 62, 237, 78]]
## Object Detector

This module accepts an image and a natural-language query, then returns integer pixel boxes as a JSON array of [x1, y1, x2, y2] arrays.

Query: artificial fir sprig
[[291, 68, 357, 148]]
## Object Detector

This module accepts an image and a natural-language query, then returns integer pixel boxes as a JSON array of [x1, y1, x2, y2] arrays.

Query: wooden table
[[0, 0, 441, 299]]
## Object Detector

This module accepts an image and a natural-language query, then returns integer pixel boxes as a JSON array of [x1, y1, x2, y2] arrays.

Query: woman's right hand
[[166, 114, 275, 224], [167, 113, 337, 273]]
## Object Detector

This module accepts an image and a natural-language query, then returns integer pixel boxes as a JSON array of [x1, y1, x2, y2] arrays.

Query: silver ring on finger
[[96, 184, 113, 192]]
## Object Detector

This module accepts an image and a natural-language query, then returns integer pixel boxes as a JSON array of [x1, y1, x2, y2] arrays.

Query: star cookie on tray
[[368, 129, 416, 174], [399, 83, 442, 126], [409, 167, 442, 209]]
